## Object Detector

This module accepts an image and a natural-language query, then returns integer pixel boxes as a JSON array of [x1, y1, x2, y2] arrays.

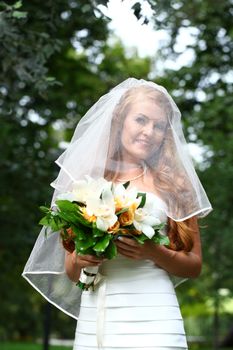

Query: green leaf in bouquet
[[134, 233, 148, 244], [70, 225, 87, 240], [76, 234, 95, 252], [39, 216, 51, 227], [152, 233, 170, 246], [75, 210, 94, 228], [39, 205, 51, 214], [71, 225, 86, 242], [104, 239, 117, 259], [152, 222, 166, 230], [57, 211, 79, 225], [76, 230, 89, 241], [50, 216, 64, 231], [93, 234, 111, 253], [115, 207, 128, 215], [92, 226, 105, 238], [75, 245, 95, 256], [44, 221, 60, 237], [55, 201, 80, 222], [39, 212, 63, 232], [137, 192, 146, 208], [56, 200, 78, 212], [56, 200, 93, 228], [123, 181, 130, 189], [69, 224, 80, 235], [60, 227, 71, 240]]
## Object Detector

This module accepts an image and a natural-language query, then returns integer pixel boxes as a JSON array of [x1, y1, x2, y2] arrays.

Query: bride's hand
[[70, 251, 105, 268], [115, 236, 156, 260], [65, 251, 106, 283]]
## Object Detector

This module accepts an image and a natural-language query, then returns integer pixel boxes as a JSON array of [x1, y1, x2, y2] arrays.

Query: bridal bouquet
[[39, 176, 169, 290]]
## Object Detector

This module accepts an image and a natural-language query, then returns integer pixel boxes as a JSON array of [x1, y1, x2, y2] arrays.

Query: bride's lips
[[135, 139, 152, 147]]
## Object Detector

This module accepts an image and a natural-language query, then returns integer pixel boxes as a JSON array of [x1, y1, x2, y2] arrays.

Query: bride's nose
[[142, 122, 154, 136]]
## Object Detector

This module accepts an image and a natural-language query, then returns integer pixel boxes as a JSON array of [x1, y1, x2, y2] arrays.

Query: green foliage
[[0, 342, 72, 350], [134, 0, 233, 345], [1, 342, 231, 350], [104, 239, 117, 259], [0, 0, 62, 95], [6, 0, 233, 343], [137, 192, 146, 208], [0, 0, 151, 341], [151, 232, 170, 246], [40, 195, 168, 260], [93, 234, 111, 253]]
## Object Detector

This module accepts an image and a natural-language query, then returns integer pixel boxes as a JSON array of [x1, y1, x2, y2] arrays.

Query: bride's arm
[[115, 217, 202, 279], [149, 220, 202, 278], [65, 251, 105, 282], [65, 251, 81, 282]]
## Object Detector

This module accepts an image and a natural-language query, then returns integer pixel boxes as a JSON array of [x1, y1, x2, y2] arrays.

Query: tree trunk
[[43, 302, 51, 350], [213, 293, 220, 350]]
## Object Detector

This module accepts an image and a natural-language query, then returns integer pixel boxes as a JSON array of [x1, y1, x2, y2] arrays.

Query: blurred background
[[0, 0, 232, 349]]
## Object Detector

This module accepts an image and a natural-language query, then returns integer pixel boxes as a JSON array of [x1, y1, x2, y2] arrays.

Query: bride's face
[[120, 98, 167, 163]]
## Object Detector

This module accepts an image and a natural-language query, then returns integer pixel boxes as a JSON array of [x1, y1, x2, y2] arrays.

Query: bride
[[22, 78, 212, 350]]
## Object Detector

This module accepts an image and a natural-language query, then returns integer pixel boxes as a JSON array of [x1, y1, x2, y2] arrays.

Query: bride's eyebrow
[[136, 113, 166, 125], [135, 113, 149, 119]]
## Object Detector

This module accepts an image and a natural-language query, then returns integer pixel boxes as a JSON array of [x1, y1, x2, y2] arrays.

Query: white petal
[[96, 217, 108, 231], [96, 214, 117, 231], [141, 224, 155, 239], [143, 216, 161, 226], [133, 220, 142, 232], [134, 208, 145, 222], [108, 214, 118, 227], [86, 197, 100, 215], [102, 187, 114, 206], [56, 192, 76, 202]]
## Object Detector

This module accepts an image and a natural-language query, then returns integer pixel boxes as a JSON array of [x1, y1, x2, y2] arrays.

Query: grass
[[0, 342, 72, 350], [1, 342, 232, 350]]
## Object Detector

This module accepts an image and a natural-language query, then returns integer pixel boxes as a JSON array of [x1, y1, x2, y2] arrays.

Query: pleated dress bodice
[[74, 255, 188, 350]]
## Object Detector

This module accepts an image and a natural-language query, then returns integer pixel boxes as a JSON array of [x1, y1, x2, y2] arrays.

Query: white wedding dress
[[73, 194, 188, 350]]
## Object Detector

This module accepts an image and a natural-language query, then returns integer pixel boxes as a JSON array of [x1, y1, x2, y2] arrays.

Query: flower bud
[[119, 209, 134, 226], [108, 220, 120, 233]]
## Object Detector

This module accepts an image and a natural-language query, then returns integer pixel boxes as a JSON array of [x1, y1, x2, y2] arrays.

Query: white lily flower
[[113, 183, 141, 209], [86, 185, 117, 231], [72, 176, 111, 204], [133, 193, 164, 239]]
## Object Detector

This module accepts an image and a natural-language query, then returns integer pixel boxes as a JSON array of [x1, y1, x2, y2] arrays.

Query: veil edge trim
[[22, 273, 79, 320]]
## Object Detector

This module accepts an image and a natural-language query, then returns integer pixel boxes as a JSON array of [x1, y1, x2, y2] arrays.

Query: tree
[[0, 0, 152, 340], [131, 1, 233, 348]]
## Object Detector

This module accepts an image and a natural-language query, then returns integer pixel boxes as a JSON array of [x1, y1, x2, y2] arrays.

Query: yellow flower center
[[81, 207, 97, 223]]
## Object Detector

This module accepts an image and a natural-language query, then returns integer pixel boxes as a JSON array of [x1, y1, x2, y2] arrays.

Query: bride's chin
[[134, 151, 151, 161], [121, 148, 151, 165]]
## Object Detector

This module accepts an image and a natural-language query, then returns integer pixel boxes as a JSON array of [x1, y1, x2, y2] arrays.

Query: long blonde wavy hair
[[105, 85, 198, 252]]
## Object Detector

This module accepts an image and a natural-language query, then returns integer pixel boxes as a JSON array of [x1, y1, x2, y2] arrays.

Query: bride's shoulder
[[133, 188, 167, 212], [144, 191, 167, 208]]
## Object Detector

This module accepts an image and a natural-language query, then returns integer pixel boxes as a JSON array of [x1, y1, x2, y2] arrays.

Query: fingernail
[[118, 236, 124, 241]]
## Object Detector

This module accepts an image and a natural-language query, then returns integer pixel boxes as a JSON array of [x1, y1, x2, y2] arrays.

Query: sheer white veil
[[22, 78, 212, 320]]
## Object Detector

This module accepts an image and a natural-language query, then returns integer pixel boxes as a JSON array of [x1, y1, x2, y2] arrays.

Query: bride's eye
[[153, 123, 166, 131], [135, 116, 146, 125]]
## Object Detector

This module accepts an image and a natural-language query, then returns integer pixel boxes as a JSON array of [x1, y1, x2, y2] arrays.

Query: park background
[[0, 0, 232, 349]]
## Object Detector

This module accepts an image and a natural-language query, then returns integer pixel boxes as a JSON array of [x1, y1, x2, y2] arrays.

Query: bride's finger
[[78, 254, 104, 263], [117, 247, 140, 260], [115, 241, 137, 252], [117, 237, 138, 246]]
